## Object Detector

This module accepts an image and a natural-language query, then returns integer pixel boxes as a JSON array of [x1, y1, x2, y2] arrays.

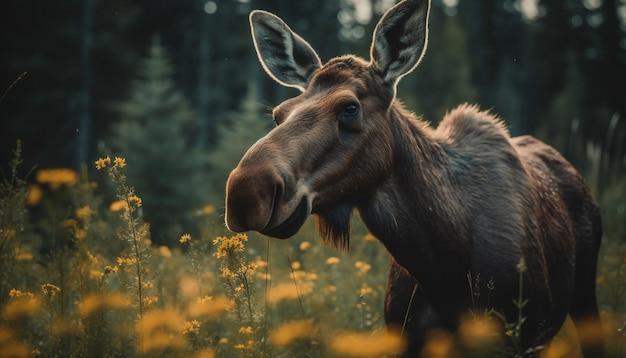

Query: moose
[[225, 0, 604, 356]]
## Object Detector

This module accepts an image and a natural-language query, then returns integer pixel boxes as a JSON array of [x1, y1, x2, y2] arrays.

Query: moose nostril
[[225, 167, 286, 232]]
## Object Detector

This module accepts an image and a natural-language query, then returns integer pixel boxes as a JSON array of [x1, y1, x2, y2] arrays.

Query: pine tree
[[112, 38, 208, 245], [207, 84, 272, 202]]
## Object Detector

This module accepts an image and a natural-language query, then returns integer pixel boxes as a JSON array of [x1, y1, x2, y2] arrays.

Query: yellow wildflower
[[201, 204, 215, 216], [128, 195, 142, 208], [89, 270, 103, 280], [41, 284, 61, 298], [15, 248, 33, 261], [359, 284, 374, 297], [179, 277, 200, 299], [36, 168, 78, 189], [75, 206, 92, 221], [458, 315, 501, 348], [268, 282, 313, 304], [26, 184, 43, 206], [363, 233, 377, 241], [179, 233, 191, 244], [94, 157, 111, 170], [104, 265, 119, 274], [187, 296, 233, 319], [212, 234, 247, 258], [329, 329, 406, 357], [136, 308, 184, 335], [193, 348, 215, 358], [291, 261, 301, 270], [541, 340, 573, 358], [355, 261, 371, 275], [239, 326, 254, 335], [326, 257, 340, 265], [182, 320, 201, 335], [8, 289, 34, 299], [421, 330, 455, 358], [270, 320, 317, 347], [62, 219, 77, 229], [3, 296, 41, 320], [113, 156, 126, 168], [74, 228, 87, 241], [159, 246, 171, 258], [299, 241, 311, 251], [143, 295, 159, 307], [109, 200, 128, 212], [218, 338, 229, 345], [77, 293, 131, 317]]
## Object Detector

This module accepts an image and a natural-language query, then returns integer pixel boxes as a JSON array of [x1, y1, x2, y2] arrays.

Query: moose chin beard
[[315, 204, 353, 250]]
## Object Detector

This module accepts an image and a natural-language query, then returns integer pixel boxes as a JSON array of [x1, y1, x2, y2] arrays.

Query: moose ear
[[370, 0, 430, 89], [250, 10, 322, 92]]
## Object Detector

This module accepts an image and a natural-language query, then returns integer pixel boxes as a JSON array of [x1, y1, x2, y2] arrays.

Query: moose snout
[[225, 165, 284, 233]]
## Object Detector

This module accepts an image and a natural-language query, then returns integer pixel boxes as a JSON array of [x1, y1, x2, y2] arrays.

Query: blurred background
[[1, 0, 625, 245], [0, 2, 625, 356]]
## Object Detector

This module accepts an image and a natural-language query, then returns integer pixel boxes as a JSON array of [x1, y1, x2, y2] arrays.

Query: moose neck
[[359, 102, 471, 289]]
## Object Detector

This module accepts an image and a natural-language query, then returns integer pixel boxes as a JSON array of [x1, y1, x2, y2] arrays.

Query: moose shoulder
[[225, 0, 604, 356]]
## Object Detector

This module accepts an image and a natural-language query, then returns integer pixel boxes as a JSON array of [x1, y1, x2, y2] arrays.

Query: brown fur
[[227, 3, 604, 356]]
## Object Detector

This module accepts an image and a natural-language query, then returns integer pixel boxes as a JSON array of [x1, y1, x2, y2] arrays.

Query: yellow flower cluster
[[201, 204, 215, 216], [267, 282, 313, 304], [77, 293, 131, 317], [104, 265, 119, 274], [94, 156, 127, 170], [187, 296, 233, 319], [212, 233, 248, 259], [359, 283, 374, 297], [0, 326, 31, 357], [159, 246, 171, 258], [8, 289, 34, 299], [269, 320, 317, 347], [238, 326, 254, 335], [115, 256, 138, 266], [142, 295, 159, 307], [26, 184, 43, 206], [326, 257, 340, 265], [136, 308, 185, 354], [128, 195, 142, 208], [329, 329, 406, 357], [4, 291, 41, 320], [182, 320, 201, 335], [75, 206, 92, 221], [354, 261, 371, 275], [41, 284, 61, 298], [179, 233, 191, 244], [36, 169, 77, 190], [109, 200, 128, 212], [299, 241, 311, 251], [458, 315, 501, 348]]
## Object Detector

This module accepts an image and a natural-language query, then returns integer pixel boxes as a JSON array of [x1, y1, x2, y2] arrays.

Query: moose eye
[[337, 102, 362, 132], [342, 104, 359, 116]]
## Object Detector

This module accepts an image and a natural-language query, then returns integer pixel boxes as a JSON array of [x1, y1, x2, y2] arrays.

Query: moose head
[[225, 0, 430, 246]]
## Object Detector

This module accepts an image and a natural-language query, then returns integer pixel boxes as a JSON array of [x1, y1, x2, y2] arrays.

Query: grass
[[0, 145, 624, 357]]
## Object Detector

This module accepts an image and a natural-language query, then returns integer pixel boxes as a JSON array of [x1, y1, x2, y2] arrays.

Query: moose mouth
[[260, 197, 309, 239]]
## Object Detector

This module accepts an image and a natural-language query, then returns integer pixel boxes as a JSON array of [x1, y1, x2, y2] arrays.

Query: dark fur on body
[[226, 1, 604, 356]]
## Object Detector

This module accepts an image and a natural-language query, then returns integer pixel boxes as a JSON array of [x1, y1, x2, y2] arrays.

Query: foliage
[[111, 39, 209, 245], [0, 141, 624, 357]]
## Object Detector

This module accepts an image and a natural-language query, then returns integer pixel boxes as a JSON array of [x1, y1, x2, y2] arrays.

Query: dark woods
[[1, 0, 625, 244]]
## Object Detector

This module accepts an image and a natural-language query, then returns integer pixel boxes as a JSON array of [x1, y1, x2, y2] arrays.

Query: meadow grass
[[0, 147, 624, 357]]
